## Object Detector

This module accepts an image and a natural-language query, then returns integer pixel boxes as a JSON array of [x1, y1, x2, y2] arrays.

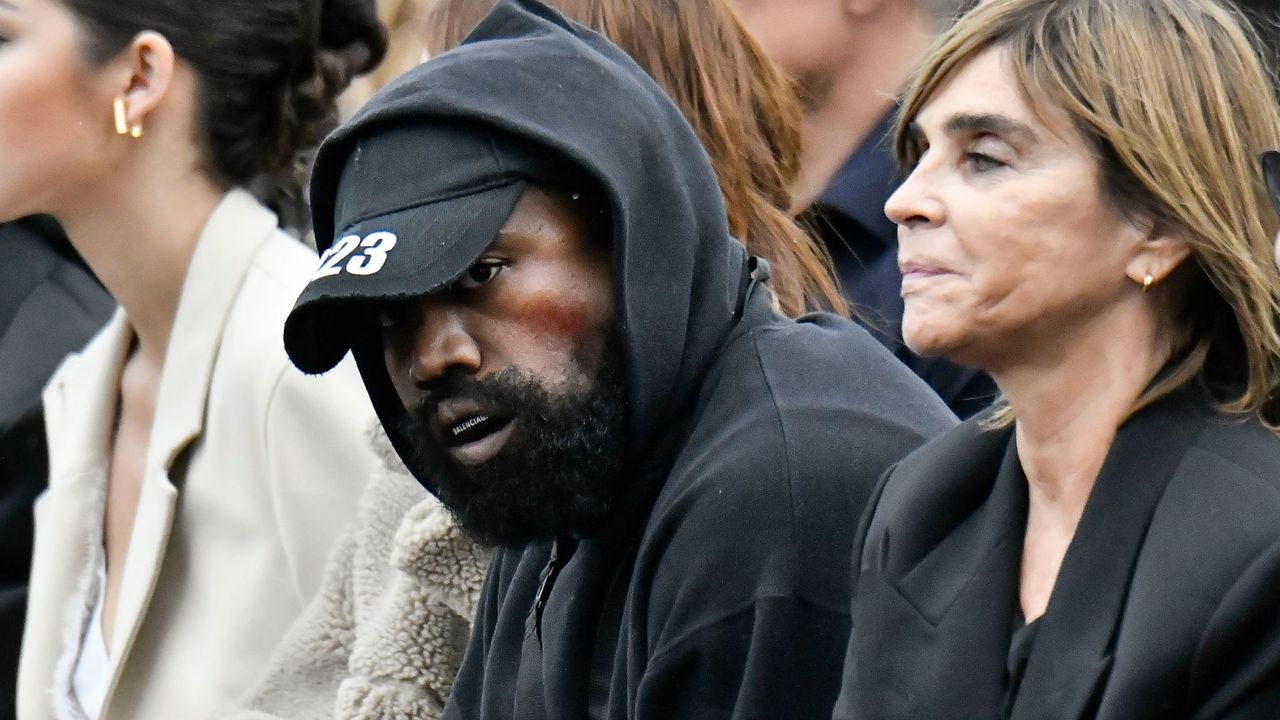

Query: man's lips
[[447, 420, 515, 466], [431, 397, 514, 464]]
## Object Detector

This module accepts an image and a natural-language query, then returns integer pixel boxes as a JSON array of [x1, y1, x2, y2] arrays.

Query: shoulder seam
[[749, 331, 800, 584]]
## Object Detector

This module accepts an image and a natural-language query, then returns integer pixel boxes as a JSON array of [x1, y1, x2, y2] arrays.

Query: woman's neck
[[994, 307, 1172, 528], [57, 160, 224, 367]]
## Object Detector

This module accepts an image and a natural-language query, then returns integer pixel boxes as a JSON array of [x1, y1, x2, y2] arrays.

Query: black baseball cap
[[284, 120, 566, 374]]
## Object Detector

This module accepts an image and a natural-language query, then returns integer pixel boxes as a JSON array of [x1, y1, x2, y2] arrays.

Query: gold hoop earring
[[1142, 273, 1154, 293], [113, 97, 129, 135]]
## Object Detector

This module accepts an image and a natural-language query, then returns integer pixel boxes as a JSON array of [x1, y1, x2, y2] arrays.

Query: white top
[[72, 561, 109, 720]]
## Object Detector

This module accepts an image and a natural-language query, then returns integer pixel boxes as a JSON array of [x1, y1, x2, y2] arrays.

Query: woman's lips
[[899, 261, 957, 292], [899, 260, 953, 277]]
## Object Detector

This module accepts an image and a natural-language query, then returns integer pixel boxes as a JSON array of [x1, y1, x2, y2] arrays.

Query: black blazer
[[835, 386, 1280, 720]]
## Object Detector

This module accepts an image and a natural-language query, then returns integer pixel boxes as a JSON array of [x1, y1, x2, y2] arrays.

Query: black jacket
[[384, 2, 957, 718], [0, 218, 112, 719], [836, 386, 1280, 720]]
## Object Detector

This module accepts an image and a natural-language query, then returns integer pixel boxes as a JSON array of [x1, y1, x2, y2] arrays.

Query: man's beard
[[398, 338, 629, 547]]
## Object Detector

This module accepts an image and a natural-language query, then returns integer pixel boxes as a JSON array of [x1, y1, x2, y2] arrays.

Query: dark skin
[[381, 186, 614, 467]]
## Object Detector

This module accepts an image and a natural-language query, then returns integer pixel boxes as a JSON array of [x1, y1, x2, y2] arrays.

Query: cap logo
[[313, 231, 399, 279]]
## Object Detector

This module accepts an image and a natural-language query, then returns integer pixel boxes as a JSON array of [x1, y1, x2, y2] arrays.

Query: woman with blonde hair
[[836, 0, 1280, 717]]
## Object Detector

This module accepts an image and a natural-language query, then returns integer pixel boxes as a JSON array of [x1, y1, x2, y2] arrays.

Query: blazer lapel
[[104, 190, 279, 677], [858, 418, 1026, 717], [1011, 389, 1206, 720], [43, 310, 131, 486]]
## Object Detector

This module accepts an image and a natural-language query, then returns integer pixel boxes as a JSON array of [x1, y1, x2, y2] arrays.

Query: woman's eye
[[455, 260, 506, 290], [965, 152, 1006, 173]]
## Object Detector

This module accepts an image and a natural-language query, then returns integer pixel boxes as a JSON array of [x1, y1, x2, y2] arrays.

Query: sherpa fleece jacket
[[229, 426, 489, 720]]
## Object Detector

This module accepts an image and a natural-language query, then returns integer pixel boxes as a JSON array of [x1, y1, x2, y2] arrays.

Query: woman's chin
[[902, 315, 973, 364]]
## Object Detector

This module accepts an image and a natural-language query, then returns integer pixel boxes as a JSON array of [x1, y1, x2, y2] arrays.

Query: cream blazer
[[17, 190, 378, 720]]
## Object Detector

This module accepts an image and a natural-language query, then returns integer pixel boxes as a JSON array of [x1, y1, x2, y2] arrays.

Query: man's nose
[[407, 304, 483, 384]]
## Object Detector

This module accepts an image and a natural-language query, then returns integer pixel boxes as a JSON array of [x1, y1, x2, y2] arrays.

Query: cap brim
[[284, 179, 527, 373]]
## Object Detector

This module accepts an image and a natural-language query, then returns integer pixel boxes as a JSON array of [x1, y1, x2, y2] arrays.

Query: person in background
[[338, 0, 431, 118], [0, 217, 112, 720], [281, 1, 952, 718], [732, 0, 996, 416], [229, 0, 859, 717], [836, 0, 1280, 717], [2, 0, 387, 717]]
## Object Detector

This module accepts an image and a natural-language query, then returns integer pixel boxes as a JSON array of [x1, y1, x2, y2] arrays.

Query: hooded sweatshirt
[[300, 2, 957, 717]]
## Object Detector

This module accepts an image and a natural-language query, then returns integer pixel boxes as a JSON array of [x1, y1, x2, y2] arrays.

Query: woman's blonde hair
[[422, 0, 847, 317], [897, 0, 1280, 427]]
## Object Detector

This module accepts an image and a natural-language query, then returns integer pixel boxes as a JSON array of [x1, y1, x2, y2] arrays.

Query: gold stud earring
[[113, 97, 129, 135], [1142, 273, 1154, 293], [129, 120, 144, 139]]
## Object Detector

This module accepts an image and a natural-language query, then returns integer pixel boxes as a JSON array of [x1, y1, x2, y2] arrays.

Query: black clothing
[[836, 386, 1280, 720], [1005, 617, 1039, 719], [453, 296, 952, 720], [0, 218, 112, 720], [298, 2, 957, 718], [808, 111, 996, 418]]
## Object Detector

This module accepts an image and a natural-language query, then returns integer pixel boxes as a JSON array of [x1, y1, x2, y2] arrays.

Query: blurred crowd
[[1, 0, 1279, 718]]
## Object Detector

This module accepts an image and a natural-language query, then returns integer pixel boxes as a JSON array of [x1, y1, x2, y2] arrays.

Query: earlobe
[[1126, 225, 1192, 290]]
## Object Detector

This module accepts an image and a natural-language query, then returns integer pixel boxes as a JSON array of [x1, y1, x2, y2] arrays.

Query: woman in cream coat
[[0, 0, 389, 717]]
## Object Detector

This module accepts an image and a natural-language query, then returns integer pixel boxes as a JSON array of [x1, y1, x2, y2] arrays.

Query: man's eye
[[455, 260, 505, 290], [377, 307, 405, 330]]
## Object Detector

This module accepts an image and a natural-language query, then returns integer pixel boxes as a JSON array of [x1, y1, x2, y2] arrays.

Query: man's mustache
[[407, 369, 524, 421]]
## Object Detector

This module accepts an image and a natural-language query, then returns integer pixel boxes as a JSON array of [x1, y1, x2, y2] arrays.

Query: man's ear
[[115, 31, 176, 130], [1125, 221, 1193, 288]]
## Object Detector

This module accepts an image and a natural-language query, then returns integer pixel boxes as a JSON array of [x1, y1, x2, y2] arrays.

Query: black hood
[[287, 0, 750, 485]]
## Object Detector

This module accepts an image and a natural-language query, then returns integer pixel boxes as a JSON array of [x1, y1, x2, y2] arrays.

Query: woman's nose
[[885, 164, 945, 230]]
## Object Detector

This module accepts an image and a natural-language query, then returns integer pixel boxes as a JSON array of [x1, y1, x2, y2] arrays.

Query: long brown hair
[[899, 0, 1280, 427], [422, 0, 846, 317]]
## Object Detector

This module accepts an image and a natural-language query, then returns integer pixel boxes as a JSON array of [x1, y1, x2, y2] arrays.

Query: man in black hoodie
[[282, 1, 955, 717]]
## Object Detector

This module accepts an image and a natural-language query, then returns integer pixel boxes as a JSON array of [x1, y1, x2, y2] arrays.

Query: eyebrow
[[941, 113, 1038, 144]]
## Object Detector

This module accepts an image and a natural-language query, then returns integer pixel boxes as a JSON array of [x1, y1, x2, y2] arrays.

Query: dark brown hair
[[65, 0, 388, 221]]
